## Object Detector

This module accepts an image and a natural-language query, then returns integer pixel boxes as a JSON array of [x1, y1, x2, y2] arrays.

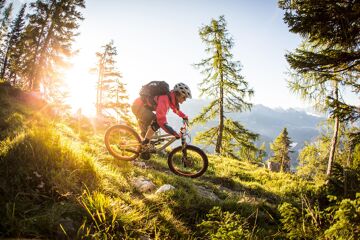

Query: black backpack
[[139, 81, 170, 107]]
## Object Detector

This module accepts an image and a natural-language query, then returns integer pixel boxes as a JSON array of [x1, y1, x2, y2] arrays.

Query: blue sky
[[15, 0, 323, 114]]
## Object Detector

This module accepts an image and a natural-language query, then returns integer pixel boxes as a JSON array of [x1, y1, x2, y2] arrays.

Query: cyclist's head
[[173, 82, 192, 99]]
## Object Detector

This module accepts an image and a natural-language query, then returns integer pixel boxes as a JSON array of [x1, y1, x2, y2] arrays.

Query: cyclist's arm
[[173, 109, 187, 119], [155, 95, 179, 137]]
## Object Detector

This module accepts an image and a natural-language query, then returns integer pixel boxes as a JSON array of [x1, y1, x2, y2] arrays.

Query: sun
[[63, 64, 97, 117]]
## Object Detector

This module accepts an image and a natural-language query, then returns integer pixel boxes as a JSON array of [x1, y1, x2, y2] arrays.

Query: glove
[[182, 117, 189, 126]]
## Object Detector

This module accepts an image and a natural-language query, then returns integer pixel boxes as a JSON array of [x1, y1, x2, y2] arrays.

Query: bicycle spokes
[[106, 126, 141, 160], [170, 148, 204, 175]]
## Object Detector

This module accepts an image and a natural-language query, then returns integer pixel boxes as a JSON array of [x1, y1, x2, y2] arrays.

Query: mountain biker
[[131, 82, 192, 155]]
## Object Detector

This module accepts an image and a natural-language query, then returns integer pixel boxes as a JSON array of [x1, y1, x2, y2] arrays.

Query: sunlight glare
[[63, 63, 97, 117]]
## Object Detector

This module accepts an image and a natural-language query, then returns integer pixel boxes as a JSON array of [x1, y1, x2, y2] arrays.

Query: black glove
[[174, 133, 181, 139], [183, 117, 189, 126]]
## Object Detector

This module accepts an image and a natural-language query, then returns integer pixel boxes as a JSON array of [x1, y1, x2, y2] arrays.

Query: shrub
[[197, 206, 253, 240], [279, 195, 324, 239], [324, 194, 360, 240]]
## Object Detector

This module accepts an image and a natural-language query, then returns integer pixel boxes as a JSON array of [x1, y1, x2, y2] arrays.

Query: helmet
[[173, 82, 192, 99]]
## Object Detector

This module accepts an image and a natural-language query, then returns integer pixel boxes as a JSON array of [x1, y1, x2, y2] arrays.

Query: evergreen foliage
[[0, 3, 27, 84], [324, 194, 360, 240], [0, 0, 6, 11], [278, 0, 360, 177], [93, 40, 131, 124], [197, 206, 253, 239], [192, 15, 257, 157], [279, 0, 359, 86], [297, 141, 328, 182], [22, 0, 85, 94], [279, 193, 360, 240], [0, 1, 13, 47], [269, 128, 292, 172]]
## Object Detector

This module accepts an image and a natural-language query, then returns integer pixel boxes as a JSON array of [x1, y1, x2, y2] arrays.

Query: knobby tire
[[167, 145, 208, 178], [104, 125, 141, 161]]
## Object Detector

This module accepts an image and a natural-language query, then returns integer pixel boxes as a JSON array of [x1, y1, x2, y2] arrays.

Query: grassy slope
[[0, 82, 315, 239]]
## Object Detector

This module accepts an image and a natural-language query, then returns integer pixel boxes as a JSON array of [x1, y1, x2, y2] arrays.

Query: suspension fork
[[181, 127, 187, 158]]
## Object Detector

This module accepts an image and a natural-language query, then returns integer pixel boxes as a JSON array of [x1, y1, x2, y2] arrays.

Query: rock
[[155, 184, 175, 194], [139, 235, 151, 240], [132, 161, 147, 168], [195, 185, 220, 201], [132, 176, 156, 192]]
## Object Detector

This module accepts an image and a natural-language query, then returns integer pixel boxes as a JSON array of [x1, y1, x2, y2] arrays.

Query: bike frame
[[149, 124, 188, 153], [150, 133, 177, 152]]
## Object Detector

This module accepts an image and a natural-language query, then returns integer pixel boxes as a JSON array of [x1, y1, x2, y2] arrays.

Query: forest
[[0, 0, 359, 239]]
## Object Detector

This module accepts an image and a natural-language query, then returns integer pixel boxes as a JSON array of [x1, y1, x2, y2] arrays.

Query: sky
[[14, 0, 326, 115]]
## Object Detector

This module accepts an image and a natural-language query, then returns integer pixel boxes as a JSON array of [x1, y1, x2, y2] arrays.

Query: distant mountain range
[[167, 99, 325, 168]]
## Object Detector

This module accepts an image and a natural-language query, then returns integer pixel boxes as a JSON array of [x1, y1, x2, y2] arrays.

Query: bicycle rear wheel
[[168, 145, 208, 178], [104, 125, 141, 161]]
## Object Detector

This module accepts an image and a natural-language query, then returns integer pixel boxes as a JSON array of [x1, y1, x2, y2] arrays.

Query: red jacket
[[133, 91, 187, 134]]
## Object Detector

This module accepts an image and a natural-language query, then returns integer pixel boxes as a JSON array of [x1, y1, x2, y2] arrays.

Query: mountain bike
[[104, 123, 208, 178]]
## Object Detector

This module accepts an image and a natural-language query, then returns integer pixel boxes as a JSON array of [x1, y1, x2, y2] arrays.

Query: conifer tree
[[0, 3, 26, 83], [223, 119, 259, 160], [94, 41, 131, 124], [0, 1, 6, 11], [279, 0, 360, 177], [22, 0, 85, 94], [0, 2, 11, 39], [0, 2, 12, 63], [297, 141, 328, 182], [269, 128, 293, 172], [193, 15, 256, 156]]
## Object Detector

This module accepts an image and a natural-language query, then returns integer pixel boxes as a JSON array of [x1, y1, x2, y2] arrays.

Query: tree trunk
[[29, 1, 55, 91], [326, 83, 340, 177], [215, 78, 224, 154], [1, 44, 10, 79], [280, 151, 285, 172], [33, 12, 56, 92], [215, 38, 224, 154], [327, 116, 339, 176]]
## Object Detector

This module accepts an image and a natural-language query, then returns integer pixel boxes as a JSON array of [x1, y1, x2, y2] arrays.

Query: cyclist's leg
[[132, 104, 155, 138], [140, 109, 156, 139], [144, 120, 160, 141]]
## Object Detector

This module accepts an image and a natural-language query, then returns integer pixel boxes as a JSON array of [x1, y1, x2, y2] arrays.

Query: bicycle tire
[[104, 125, 141, 161], [167, 145, 208, 178]]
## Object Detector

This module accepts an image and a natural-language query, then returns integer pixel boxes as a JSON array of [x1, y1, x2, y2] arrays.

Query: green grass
[[0, 83, 320, 239]]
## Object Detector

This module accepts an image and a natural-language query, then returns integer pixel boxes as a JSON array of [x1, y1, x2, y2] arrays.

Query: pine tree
[[93, 41, 131, 124], [22, 0, 85, 94], [0, 2, 12, 40], [0, 1, 6, 11], [224, 119, 259, 161], [0, 2, 12, 68], [297, 141, 328, 182], [269, 128, 293, 172], [192, 15, 256, 156], [279, 0, 360, 177], [0, 3, 26, 83]]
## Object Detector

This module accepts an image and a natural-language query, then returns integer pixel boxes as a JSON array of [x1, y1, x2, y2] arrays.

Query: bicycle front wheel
[[104, 125, 141, 161], [168, 145, 208, 178]]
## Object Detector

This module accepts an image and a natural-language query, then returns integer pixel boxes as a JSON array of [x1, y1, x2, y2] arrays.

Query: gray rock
[[195, 185, 220, 201], [132, 161, 147, 168], [155, 184, 175, 194], [132, 176, 156, 192]]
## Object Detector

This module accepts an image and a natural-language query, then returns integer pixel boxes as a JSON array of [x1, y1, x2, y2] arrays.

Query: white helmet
[[173, 82, 192, 99]]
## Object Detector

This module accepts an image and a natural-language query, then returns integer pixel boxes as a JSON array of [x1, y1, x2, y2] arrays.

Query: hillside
[[167, 99, 324, 168], [0, 83, 349, 239]]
